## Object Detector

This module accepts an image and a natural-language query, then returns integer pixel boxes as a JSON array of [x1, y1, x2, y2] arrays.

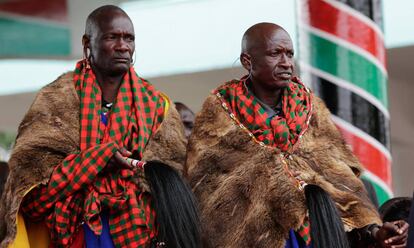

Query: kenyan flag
[[297, 0, 391, 204], [0, 0, 70, 57]]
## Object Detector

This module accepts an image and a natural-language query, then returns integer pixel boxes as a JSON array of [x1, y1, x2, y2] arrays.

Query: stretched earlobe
[[82, 35, 91, 69], [240, 53, 252, 71], [82, 47, 91, 69], [240, 53, 252, 79]]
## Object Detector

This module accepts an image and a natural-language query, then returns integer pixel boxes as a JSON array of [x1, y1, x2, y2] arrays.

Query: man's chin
[[109, 64, 131, 76], [272, 80, 291, 88]]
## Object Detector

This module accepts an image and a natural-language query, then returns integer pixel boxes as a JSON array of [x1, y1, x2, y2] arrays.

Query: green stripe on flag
[[301, 32, 388, 108], [373, 182, 392, 206], [0, 17, 70, 56]]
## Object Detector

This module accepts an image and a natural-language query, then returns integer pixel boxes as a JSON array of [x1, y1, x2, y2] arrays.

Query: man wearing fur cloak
[[186, 23, 408, 248], [0, 5, 199, 248]]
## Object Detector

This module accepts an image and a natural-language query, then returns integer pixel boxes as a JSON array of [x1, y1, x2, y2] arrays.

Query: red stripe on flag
[[0, 0, 67, 23], [336, 125, 392, 187], [300, 0, 385, 66]]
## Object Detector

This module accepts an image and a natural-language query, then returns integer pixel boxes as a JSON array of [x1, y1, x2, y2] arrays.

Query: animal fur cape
[[0, 72, 187, 247], [186, 93, 381, 248]]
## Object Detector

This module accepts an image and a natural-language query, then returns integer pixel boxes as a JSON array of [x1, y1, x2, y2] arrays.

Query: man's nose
[[278, 54, 292, 69], [115, 38, 130, 52]]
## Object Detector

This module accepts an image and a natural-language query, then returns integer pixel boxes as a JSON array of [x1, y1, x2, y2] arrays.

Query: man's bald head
[[241, 22, 289, 54], [85, 5, 131, 38]]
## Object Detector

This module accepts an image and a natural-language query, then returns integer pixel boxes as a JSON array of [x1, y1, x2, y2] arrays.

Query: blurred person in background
[[407, 192, 414, 247], [0, 161, 8, 200], [174, 102, 195, 140], [0, 5, 200, 248]]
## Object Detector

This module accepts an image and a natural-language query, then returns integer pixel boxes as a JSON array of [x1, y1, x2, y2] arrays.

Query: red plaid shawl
[[215, 76, 312, 152], [21, 61, 166, 247], [214, 76, 312, 245]]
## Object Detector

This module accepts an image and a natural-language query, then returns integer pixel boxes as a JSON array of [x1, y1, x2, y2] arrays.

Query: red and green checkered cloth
[[215, 76, 312, 152], [297, 216, 311, 245], [21, 60, 166, 247], [214, 76, 312, 245]]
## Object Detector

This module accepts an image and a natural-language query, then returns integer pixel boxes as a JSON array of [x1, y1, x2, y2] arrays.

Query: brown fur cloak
[[186, 93, 381, 248], [0, 72, 187, 247]]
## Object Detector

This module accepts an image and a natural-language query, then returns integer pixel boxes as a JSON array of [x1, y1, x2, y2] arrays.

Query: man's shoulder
[[39, 71, 75, 95], [213, 78, 241, 93], [135, 75, 167, 98], [193, 78, 242, 113], [310, 94, 330, 115], [136, 75, 156, 90], [28, 71, 78, 114]]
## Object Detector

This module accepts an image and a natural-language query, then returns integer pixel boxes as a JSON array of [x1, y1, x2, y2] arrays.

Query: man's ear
[[82, 35, 90, 58], [82, 35, 90, 47], [240, 53, 251, 71]]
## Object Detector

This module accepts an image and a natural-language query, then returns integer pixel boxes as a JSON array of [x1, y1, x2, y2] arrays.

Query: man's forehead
[[250, 29, 293, 53], [95, 13, 134, 34], [266, 31, 293, 49]]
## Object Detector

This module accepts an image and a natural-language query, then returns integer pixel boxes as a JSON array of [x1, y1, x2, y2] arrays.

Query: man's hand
[[107, 148, 133, 171], [373, 220, 409, 248]]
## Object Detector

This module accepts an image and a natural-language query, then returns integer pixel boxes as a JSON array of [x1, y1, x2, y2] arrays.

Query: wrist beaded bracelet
[[125, 158, 146, 169]]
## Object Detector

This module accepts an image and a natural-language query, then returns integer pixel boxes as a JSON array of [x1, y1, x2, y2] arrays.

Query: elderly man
[[186, 23, 408, 248], [0, 5, 199, 248]]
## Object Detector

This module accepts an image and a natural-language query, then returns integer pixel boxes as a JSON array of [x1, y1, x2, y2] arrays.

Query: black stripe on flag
[[311, 74, 390, 149]]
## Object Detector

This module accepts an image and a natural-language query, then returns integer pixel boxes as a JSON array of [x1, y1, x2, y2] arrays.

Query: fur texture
[[0, 72, 187, 247], [186, 94, 381, 248]]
